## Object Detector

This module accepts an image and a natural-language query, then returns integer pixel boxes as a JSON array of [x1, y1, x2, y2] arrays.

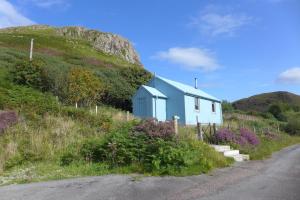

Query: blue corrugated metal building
[[132, 75, 223, 125]]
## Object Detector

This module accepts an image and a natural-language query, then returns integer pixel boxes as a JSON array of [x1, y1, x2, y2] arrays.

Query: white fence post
[[126, 111, 129, 121], [173, 115, 180, 135]]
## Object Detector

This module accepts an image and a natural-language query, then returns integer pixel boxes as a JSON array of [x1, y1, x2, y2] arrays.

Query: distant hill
[[233, 91, 300, 112]]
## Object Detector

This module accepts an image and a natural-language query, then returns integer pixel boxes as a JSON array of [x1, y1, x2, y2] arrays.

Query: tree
[[98, 67, 152, 111], [222, 100, 234, 113], [120, 67, 152, 90], [268, 104, 287, 121], [67, 68, 103, 106], [285, 118, 300, 135]]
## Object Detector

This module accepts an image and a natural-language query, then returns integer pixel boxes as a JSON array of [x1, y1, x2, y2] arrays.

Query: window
[[212, 102, 216, 112], [194, 97, 200, 111]]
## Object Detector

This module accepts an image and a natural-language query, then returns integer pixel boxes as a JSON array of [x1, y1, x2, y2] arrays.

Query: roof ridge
[[155, 76, 220, 101]]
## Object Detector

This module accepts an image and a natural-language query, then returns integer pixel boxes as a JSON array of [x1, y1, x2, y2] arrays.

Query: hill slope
[[233, 91, 300, 112], [0, 25, 141, 67], [0, 25, 151, 110]]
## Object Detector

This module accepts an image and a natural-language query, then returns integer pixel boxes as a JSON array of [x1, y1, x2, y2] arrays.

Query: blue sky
[[1, 0, 300, 101]]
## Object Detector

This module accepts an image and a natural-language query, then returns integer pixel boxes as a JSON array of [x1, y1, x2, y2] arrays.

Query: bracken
[[0, 111, 18, 133]]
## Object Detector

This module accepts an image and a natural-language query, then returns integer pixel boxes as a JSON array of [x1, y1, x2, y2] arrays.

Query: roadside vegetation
[[0, 107, 231, 185], [211, 101, 300, 160]]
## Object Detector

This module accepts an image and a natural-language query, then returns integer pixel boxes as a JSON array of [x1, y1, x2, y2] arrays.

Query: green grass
[[221, 112, 300, 160], [0, 27, 140, 68], [0, 162, 129, 185], [244, 135, 300, 160], [0, 150, 232, 186], [0, 116, 232, 186]]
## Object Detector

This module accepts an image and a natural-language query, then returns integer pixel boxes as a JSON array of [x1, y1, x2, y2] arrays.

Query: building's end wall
[[132, 87, 153, 119], [184, 95, 222, 125], [148, 77, 185, 124]]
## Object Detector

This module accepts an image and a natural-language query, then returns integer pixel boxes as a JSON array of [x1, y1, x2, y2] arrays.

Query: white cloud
[[277, 67, 300, 84], [190, 6, 252, 37], [153, 47, 219, 71], [29, 0, 69, 8], [0, 0, 34, 28]]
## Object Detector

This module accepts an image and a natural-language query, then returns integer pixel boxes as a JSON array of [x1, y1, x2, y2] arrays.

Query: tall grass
[[0, 115, 97, 173]]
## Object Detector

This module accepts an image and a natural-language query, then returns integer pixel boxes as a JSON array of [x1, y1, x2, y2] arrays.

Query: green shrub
[[268, 104, 288, 122], [80, 137, 104, 162], [285, 118, 300, 135], [259, 112, 276, 120], [143, 138, 190, 173], [10, 60, 50, 91], [4, 154, 22, 169], [1, 85, 59, 115], [222, 100, 234, 113], [60, 151, 79, 166], [76, 121, 232, 175], [79, 127, 144, 167]]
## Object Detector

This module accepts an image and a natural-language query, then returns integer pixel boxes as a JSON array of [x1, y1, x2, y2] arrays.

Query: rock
[[56, 26, 141, 65], [0, 25, 142, 65]]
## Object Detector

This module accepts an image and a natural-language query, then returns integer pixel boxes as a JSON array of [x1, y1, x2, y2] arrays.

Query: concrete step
[[210, 144, 250, 162], [210, 145, 231, 153], [232, 154, 244, 162], [240, 154, 250, 161], [231, 154, 250, 162], [224, 150, 239, 157]]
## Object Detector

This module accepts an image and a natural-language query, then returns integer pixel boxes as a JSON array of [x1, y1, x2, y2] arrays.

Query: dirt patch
[[84, 57, 114, 68], [38, 48, 64, 57]]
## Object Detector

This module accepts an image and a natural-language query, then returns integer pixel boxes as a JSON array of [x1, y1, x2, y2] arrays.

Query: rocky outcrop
[[0, 25, 142, 65], [56, 26, 141, 65]]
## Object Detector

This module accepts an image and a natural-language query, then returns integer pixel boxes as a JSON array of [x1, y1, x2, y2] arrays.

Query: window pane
[[195, 97, 199, 110]]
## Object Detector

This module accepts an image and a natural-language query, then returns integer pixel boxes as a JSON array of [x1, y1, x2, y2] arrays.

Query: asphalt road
[[0, 145, 299, 200]]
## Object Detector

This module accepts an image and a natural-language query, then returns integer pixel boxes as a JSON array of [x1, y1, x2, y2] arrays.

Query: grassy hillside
[[0, 25, 152, 110], [0, 25, 139, 68], [233, 91, 300, 112]]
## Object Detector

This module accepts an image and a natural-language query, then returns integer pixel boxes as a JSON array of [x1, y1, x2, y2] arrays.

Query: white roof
[[142, 85, 167, 98], [156, 76, 220, 102]]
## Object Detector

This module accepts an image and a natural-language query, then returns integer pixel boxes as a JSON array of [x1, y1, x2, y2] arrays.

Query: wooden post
[[30, 38, 34, 61], [173, 115, 179, 135], [95, 105, 98, 115], [213, 123, 216, 136], [209, 123, 212, 137], [126, 111, 129, 121], [75, 102, 78, 109], [196, 116, 203, 141]]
